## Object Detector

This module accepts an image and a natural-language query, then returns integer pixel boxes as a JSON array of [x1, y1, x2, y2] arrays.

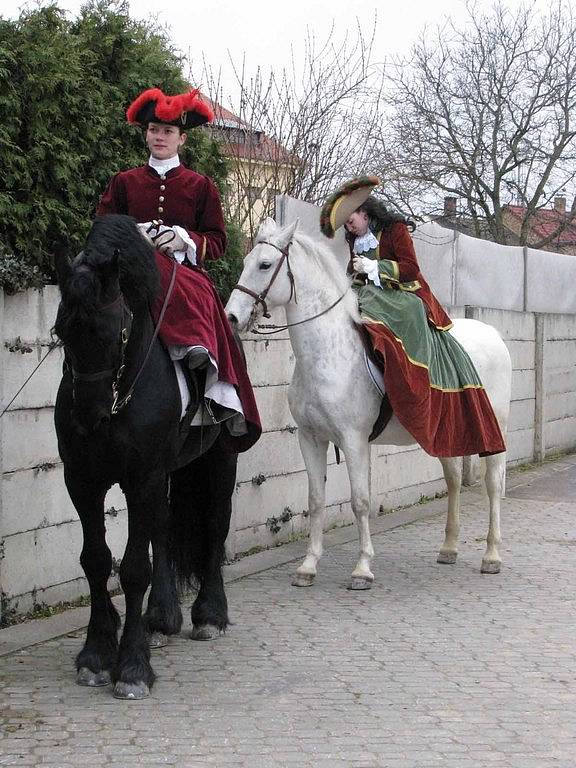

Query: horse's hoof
[[113, 681, 150, 700], [148, 631, 169, 649], [437, 551, 458, 565], [481, 559, 501, 574], [347, 576, 373, 591], [76, 667, 111, 687], [190, 624, 221, 641], [292, 572, 315, 587]]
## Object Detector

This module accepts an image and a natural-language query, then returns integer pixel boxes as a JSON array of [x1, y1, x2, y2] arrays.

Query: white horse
[[226, 218, 512, 589]]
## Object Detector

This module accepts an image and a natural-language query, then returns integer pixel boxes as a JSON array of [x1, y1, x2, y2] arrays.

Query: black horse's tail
[[168, 438, 238, 627]]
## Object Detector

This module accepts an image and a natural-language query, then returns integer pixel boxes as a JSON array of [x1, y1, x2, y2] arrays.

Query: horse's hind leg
[[437, 457, 463, 565], [481, 452, 505, 574], [144, 476, 183, 649], [66, 476, 120, 688], [169, 442, 237, 640], [292, 430, 329, 587]]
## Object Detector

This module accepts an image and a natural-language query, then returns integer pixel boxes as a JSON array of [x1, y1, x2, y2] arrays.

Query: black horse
[[54, 214, 240, 699]]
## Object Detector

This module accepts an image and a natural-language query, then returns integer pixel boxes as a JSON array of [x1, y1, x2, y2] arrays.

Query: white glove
[[152, 227, 187, 254], [352, 256, 381, 286], [137, 222, 156, 247], [137, 222, 186, 254]]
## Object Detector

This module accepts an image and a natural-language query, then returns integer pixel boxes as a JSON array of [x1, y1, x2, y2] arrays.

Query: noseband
[[232, 241, 296, 319]]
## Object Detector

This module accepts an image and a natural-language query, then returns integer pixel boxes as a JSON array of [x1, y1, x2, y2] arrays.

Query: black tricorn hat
[[126, 87, 214, 129]]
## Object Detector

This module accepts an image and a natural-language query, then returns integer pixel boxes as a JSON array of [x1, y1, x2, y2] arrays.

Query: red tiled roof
[[200, 94, 299, 166], [504, 204, 576, 244]]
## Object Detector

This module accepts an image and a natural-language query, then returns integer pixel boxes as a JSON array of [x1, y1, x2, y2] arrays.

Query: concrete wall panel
[[3, 286, 60, 341], [511, 369, 536, 402], [545, 417, 576, 453], [455, 236, 524, 311], [3, 408, 59, 473], [412, 223, 455, 306], [506, 340, 535, 371], [508, 398, 536, 433], [526, 249, 576, 314], [2, 345, 64, 410]]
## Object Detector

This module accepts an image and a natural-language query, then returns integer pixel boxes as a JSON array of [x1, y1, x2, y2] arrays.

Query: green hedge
[[0, 1, 243, 300]]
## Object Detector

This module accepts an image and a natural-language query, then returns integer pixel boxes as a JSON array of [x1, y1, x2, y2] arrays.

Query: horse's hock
[[1, 204, 576, 618]]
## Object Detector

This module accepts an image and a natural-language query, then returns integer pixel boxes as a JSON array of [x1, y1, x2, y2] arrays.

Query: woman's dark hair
[[345, 196, 415, 245]]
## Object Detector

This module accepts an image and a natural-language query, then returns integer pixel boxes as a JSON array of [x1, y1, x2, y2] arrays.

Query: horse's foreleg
[[437, 457, 463, 565], [481, 452, 505, 574], [144, 476, 183, 649], [345, 441, 375, 590], [65, 476, 120, 688], [292, 430, 329, 587], [113, 479, 161, 699]]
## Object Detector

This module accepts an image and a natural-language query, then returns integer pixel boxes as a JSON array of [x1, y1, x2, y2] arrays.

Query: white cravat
[[145, 155, 197, 264], [148, 154, 181, 176], [353, 230, 379, 255]]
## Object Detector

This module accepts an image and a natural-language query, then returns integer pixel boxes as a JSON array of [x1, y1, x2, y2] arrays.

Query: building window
[[248, 186, 263, 206]]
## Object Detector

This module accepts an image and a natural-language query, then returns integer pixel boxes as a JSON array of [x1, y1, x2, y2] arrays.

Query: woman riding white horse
[[226, 189, 511, 589]]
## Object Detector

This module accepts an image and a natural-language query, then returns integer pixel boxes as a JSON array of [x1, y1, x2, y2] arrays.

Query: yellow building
[[204, 97, 299, 244]]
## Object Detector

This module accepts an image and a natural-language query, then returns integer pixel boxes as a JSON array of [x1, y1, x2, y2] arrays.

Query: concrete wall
[[1, 209, 575, 618]]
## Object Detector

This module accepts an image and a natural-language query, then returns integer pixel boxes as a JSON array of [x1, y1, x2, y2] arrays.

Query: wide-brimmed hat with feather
[[126, 87, 214, 129], [320, 176, 380, 238]]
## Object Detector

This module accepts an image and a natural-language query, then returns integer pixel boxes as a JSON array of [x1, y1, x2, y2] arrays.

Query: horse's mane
[[55, 215, 159, 342], [85, 215, 159, 308], [292, 230, 352, 296]]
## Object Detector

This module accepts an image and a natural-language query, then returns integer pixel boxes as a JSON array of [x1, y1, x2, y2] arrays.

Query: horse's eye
[[259, 262, 272, 271]]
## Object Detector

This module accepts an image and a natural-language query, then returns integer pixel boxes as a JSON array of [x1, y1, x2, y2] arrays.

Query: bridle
[[65, 292, 132, 418], [232, 240, 348, 335], [65, 259, 177, 416], [232, 241, 296, 320]]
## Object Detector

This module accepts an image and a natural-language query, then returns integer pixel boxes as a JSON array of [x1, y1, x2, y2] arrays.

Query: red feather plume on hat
[[126, 88, 214, 127]]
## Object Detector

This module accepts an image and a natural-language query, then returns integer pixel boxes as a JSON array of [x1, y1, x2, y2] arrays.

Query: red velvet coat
[[96, 164, 226, 264], [96, 164, 261, 452], [350, 222, 453, 330]]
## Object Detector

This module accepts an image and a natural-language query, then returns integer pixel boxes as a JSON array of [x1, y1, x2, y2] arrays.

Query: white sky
[[3, 0, 548, 106]]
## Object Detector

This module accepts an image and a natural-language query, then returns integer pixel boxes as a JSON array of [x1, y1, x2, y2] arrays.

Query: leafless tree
[[375, 1, 576, 247], [194, 22, 383, 242]]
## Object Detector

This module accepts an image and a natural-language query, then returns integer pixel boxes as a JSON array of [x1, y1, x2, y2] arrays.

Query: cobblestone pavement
[[1, 456, 575, 767]]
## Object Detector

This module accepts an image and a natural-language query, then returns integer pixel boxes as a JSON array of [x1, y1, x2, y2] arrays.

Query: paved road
[[1, 455, 575, 767]]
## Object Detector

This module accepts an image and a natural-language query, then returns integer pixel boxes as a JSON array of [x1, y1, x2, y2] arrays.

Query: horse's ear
[[53, 250, 72, 288], [275, 218, 299, 250], [256, 216, 278, 242]]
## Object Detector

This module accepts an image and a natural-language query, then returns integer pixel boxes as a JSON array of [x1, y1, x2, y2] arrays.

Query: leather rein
[[232, 240, 348, 335]]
